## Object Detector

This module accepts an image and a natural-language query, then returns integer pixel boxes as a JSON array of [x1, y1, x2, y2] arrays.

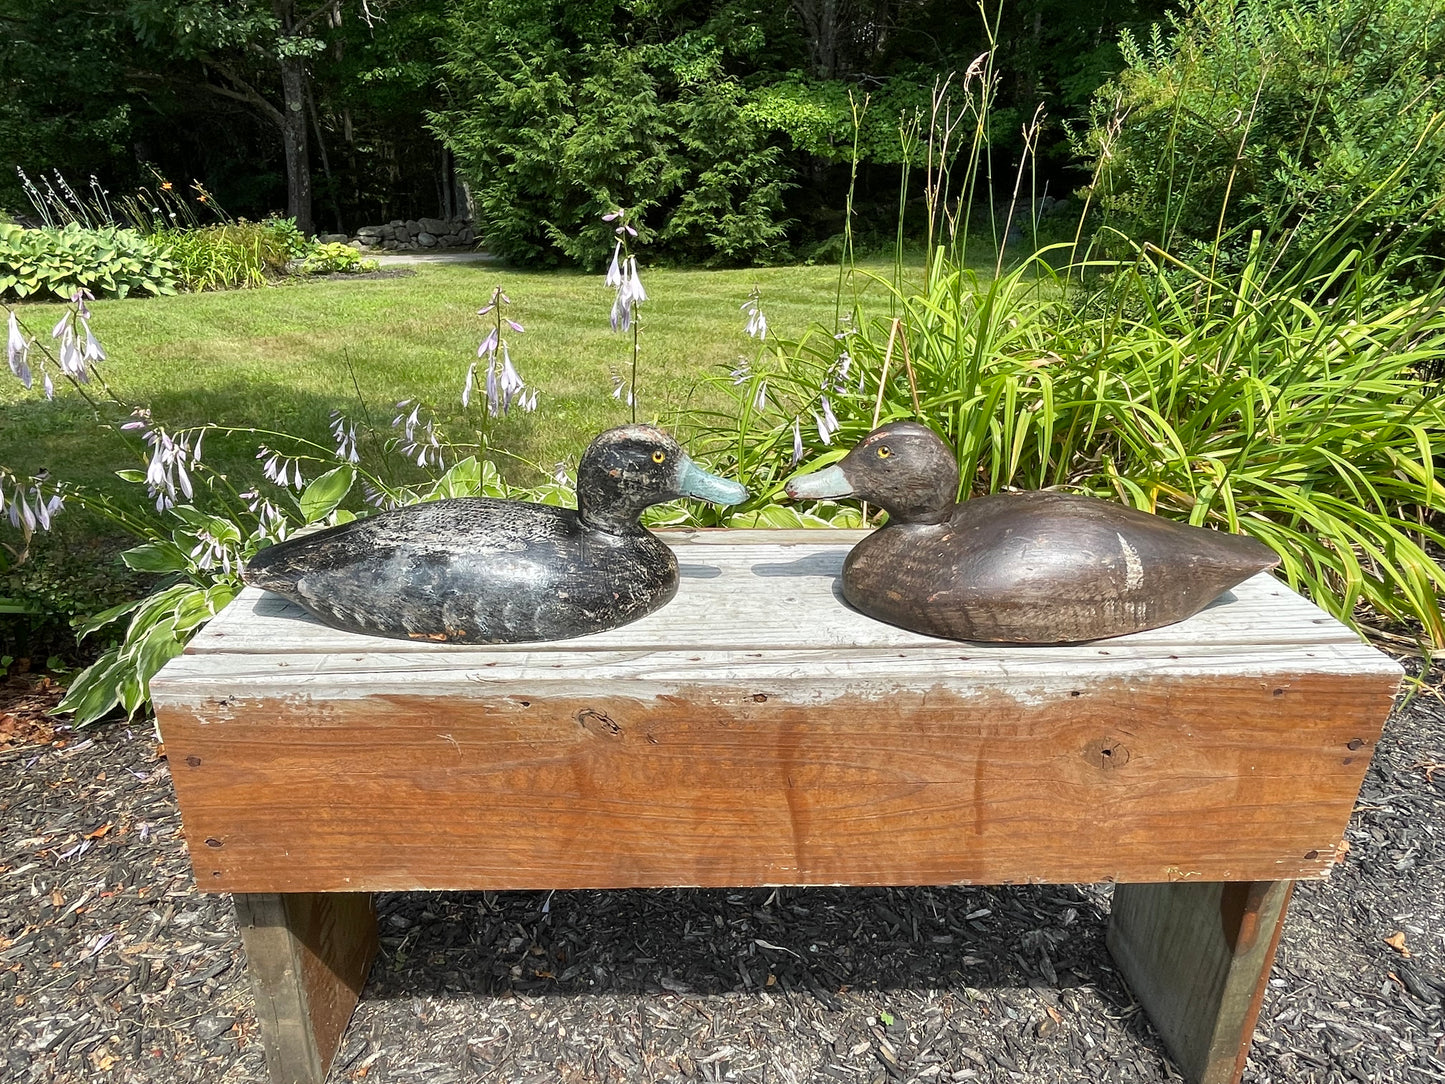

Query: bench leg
[[1107, 880, 1292, 1084], [233, 892, 378, 1084]]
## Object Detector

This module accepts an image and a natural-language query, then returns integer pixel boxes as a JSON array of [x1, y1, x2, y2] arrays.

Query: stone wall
[[319, 216, 477, 252]]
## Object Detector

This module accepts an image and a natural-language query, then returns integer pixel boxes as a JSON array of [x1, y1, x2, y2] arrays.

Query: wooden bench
[[149, 529, 1401, 1084]]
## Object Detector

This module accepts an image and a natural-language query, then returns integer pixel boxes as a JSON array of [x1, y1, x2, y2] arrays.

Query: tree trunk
[[275, 1, 314, 236], [792, 0, 845, 78]]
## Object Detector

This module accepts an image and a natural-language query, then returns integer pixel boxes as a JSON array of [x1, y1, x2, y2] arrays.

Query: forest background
[[0, 0, 1172, 263]]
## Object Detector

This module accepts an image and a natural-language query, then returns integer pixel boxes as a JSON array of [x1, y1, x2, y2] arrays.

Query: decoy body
[[784, 422, 1280, 643], [243, 425, 747, 643]]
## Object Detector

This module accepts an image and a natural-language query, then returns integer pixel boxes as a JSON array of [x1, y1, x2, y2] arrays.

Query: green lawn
[[1, 260, 904, 496]]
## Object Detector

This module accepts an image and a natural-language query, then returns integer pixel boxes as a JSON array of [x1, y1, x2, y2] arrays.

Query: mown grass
[[0, 258, 921, 498]]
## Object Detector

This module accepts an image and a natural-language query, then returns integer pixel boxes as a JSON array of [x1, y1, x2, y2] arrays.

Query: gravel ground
[[2, 659, 1443, 1084]]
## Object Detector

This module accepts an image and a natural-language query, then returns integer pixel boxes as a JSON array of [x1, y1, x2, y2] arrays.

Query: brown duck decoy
[[243, 425, 747, 644], [784, 421, 1280, 643]]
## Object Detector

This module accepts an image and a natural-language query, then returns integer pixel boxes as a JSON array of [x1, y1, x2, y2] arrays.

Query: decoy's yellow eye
[[652, 450, 667, 463], [877, 445, 892, 459]]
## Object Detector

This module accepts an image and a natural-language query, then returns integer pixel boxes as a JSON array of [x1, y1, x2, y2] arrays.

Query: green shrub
[[432, 5, 790, 269], [300, 242, 377, 275], [153, 219, 302, 291], [1076, 0, 1445, 279], [0, 222, 178, 300]]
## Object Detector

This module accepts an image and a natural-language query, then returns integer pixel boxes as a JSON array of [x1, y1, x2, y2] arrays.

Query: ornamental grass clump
[[709, 233, 1445, 647], [154, 219, 311, 291]]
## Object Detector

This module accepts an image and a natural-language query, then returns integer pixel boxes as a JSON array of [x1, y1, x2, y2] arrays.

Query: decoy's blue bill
[[784, 464, 852, 500], [679, 458, 749, 505]]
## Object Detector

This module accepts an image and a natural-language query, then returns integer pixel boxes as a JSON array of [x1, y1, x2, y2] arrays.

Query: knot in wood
[[576, 708, 623, 739], [1085, 739, 1130, 770]]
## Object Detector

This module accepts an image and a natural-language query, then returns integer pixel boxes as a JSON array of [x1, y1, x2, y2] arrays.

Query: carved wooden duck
[[243, 424, 747, 643], [784, 421, 1280, 643]]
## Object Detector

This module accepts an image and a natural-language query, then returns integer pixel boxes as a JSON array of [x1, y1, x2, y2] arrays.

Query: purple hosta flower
[[329, 411, 359, 463], [477, 327, 498, 359], [610, 373, 634, 408], [7, 310, 31, 388], [604, 209, 638, 237], [361, 481, 399, 511], [82, 323, 105, 363], [462, 361, 477, 409], [37, 488, 61, 529], [472, 295, 532, 416], [730, 358, 751, 386], [609, 289, 631, 333], [484, 362, 498, 415], [145, 428, 200, 511], [121, 407, 150, 432], [741, 288, 767, 339], [2, 479, 62, 532], [824, 350, 854, 395], [626, 257, 647, 302], [791, 416, 805, 466], [189, 529, 235, 574], [52, 315, 82, 380], [257, 446, 304, 492], [814, 394, 840, 445], [240, 488, 288, 537], [552, 462, 570, 486], [605, 242, 624, 289], [394, 404, 443, 467], [608, 256, 647, 332], [498, 343, 531, 412], [393, 400, 422, 443]]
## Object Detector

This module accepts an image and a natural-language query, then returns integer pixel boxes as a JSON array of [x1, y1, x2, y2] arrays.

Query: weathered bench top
[[152, 529, 1401, 893]]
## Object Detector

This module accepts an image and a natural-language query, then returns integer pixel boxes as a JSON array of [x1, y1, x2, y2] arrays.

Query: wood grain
[[232, 892, 377, 1084], [1108, 880, 1293, 1084], [152, 531, 1400, 894]]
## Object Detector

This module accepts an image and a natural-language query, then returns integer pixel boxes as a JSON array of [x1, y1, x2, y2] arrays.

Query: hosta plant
[[0, 222, 179, 300]]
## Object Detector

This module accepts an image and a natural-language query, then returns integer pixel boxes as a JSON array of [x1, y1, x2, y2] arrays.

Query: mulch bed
[[2, 661, 1443, 1083]]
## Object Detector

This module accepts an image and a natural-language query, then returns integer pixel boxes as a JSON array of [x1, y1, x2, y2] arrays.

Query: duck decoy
[[243, 424, 748, 643], [784, 421, 1280, 643]]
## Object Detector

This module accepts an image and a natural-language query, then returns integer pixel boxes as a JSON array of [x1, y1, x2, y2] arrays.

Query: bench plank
[[152, 531, 1397, 895], [233, 892, 376, 1084], [1108, 880, 1293, 1084]]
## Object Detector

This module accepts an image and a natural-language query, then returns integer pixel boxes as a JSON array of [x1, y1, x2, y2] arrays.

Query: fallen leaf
[[89, 1048, 116, 1071], [49, 891, 62, 908], [1385, 931, 1412, 957], [86, 823, 113, 840]]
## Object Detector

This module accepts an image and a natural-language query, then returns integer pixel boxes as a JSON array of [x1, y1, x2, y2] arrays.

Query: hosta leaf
[[300, 464, 356, 523], [122, 541, 191, 573]]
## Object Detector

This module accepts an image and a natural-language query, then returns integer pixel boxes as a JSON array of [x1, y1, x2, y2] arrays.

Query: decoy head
[[784, 421, 960, 523], [577, 424, 748, 534]]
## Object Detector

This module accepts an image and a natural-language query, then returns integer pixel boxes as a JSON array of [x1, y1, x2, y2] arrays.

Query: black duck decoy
[[243, 424, 748, 643], [784, 421, 1280, 643]]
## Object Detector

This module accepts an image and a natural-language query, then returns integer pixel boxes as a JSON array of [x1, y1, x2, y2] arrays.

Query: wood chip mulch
[[2, 662, 1443, 1084]]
